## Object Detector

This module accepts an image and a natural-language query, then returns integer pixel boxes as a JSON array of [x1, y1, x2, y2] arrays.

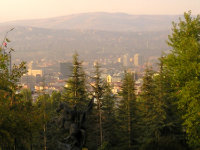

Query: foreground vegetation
[[0, 12, 200, 150]]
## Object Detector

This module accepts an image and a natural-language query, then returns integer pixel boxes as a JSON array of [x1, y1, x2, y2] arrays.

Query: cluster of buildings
[[1, 32, 155, 99], [91, 53, 144, 68], [20, 61, 63, 94], [119, 53, 143, 67], [18, 52, 158, 99]]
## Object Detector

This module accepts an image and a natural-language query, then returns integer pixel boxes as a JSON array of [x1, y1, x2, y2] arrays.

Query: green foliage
[[0, 36, 28, 149], [97, 141, 110, 150], [35, 93, 59, 149], [87, 63, 118, 150], [117, 71, 137, 149], [137, 67, 160, 148], [0, 36, 61, 150], [162, 11, 200, 149], [62, 53, 88, 109], [101, 83, 117, 147], [137, 66, 187, 150], [91, 63, 105, 147]]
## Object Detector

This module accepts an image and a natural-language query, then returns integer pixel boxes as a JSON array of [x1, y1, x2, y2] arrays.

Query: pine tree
[[35, 94, 53, 150], [117, 71, 137, 149], [137, 67, 159, 149], [46, 91, 62, 150], [92, 63, 104, 147], [62, 53, 88, 109], [138, 66, 187, 150], [155, 61, 187, 150], [60, 53, 90, 149], [101, 83, 117, 149]]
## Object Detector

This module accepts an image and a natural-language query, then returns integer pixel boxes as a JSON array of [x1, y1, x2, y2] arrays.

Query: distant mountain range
[[0, 12, 180, 32], [0, 12, 179, 61]]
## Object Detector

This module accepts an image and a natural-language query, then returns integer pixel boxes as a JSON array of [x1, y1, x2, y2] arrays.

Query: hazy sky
[[0, 0, 199, 22]]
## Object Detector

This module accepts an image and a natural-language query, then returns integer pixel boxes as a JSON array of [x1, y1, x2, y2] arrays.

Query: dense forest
[[0, 12, 200, 150]]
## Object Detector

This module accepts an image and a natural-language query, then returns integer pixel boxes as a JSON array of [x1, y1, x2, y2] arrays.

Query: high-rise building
[[60, 62, 72, 79], [117, 57, 121, 63], [134, 53, 143, 66], [123, 54, 128, 67]]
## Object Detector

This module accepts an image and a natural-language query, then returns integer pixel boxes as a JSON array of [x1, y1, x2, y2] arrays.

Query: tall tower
[[27, 61, 33, 75], [134, 53, 143, 67], [123, 54, 128, 67]]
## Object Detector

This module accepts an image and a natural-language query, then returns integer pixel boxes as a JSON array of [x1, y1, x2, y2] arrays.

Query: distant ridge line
[[0, 12, 181, 32]]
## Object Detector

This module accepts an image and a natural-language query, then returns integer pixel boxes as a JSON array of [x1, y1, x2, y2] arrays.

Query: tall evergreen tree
[[117, 71, 137, 150], [46, 91, 62, 150], [89, 63, 118, 150], [35, 94, 54, 150], [137, 67, 160, 149], [62, 53, 88, 109], [101, 83, 117, 149], [92, 63, 104, 147], [60, 53, 90, 149]]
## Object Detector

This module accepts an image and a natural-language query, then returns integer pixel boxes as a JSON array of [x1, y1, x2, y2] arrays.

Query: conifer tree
[[35, 94, 53, 150], [46, 91, 62, 150], [62, 53, 88, 109], [60, 53, 90, 149], [90, 63, 118, 150], [156, 62, 187, 149], [117, 71, 137, 149], [92, 63, 104, 147], [138, 66, 187, 150], [137, 67, 159, 149], [101, 83, 117, 149]]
